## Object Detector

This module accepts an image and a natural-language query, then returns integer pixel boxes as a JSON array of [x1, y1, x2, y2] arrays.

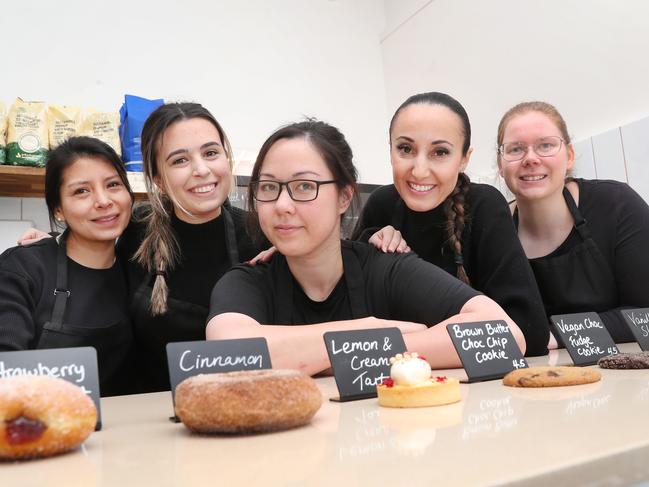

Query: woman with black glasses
[[206, 119, 525, 375], [497, 101, 649, 343]]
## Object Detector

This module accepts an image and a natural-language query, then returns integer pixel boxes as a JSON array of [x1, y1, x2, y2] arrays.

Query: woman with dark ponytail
[[353, 92, 549, 356], [117, 102, 262, 392]]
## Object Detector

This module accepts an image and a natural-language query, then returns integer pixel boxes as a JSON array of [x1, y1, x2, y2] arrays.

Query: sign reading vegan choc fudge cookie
[[166, 338, 271, 402], [0, 347, 102, 430], [621, 308, 649, 351], [447, 320, 527, 382], [324, 327, 406, 402], [551, 312, 618, 366]]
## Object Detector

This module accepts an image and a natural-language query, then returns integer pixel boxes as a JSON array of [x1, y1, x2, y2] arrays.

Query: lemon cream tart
[[377, 352, 461, 408]]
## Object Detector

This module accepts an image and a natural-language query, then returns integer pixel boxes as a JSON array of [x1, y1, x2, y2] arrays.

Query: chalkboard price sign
[[550, 312, 618, 366], [324, 327, 406, 402], [0, 347, 102, 430], [166, 338, 271, 400], [446, 320, 528, 382], [621, 308, 649, 351]]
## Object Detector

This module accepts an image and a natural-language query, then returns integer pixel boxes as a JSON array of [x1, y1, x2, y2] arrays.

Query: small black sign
[[166, 338, 271, 400], [324, 327, 406, 402], [550, 312, 618, 365], [0, 347, 102, 430], [621, 308, 649, 351], [447, 320, 528, 382]]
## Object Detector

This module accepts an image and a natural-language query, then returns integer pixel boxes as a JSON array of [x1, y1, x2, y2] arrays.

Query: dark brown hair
[[45, 136, 134, 230], [390, 92, 472, 284], [247, 119, 360, 242]]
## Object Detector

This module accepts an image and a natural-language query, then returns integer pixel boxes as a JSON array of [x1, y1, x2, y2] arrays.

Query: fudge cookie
[[503, 366, 601, 387], [598, 352, 649, 369]]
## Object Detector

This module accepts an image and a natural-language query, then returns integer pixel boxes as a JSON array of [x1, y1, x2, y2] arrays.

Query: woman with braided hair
[[353, 92, 549, 356], [117, 102, 263, 392]]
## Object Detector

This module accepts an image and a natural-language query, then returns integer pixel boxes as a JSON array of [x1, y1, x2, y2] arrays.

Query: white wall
[[381, 0, 649, 189], [0, 0, 390, 183]]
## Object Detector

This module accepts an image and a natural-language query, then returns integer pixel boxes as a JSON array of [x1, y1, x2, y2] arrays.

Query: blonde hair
[[133, 102, 234, 315]]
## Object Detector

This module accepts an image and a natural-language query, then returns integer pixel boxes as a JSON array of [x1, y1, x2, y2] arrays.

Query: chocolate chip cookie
[[503, 366, 601, 387]]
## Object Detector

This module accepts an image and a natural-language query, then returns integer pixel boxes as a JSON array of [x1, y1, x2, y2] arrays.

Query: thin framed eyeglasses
[[499, 136, 564, 162], [250, 179, 338, 202]]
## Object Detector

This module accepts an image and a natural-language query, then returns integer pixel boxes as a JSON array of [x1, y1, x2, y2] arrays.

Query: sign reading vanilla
[[621, 308, 649, 351], [447, 320, 527, 382], [324, 327, 406, 401], [0, 347, 102, 429], [166, 338, 271, 401], [550, 312, 618, 365]]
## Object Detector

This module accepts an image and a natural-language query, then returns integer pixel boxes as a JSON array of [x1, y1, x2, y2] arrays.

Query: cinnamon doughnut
[[175, 370, 322, 434], [0, 376, 97, 460]]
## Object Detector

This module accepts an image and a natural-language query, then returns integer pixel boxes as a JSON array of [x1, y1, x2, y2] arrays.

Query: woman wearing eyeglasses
[[352, 92, 549, 356], [497, 101, 649, 343], [206, 120, 525, 374]]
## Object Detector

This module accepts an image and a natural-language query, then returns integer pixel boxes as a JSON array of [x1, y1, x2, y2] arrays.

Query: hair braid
[[443, 172, 471, 285], [132, 190, 179, 315]]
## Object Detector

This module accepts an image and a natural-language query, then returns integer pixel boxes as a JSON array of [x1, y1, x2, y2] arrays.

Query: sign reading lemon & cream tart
[[621, 308, 649, 351], [166, 338, 271, 403], [550, 312, 619, 366], [0, 347, 102, 429], [324, 327, 406, 402], [446, 320, 528, 382]]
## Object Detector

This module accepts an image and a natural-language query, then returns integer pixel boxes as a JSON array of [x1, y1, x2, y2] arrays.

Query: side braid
[[443, 172, 471, 285], [132, 190, 180, 315]]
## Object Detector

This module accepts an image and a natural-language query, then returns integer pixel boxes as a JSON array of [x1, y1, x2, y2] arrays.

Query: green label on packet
[[6, 142, 48, 167], [0, 146, 5, 164]]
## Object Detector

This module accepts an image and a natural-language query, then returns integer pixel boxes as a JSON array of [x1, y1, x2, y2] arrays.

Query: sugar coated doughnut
[[0, 376, 97, 460], [175, 370, 322, 434]]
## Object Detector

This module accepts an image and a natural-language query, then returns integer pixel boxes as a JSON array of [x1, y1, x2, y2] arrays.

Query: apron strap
[[562, 186, 591, 240], [341, 241, 369, 319], [50, 231, 71, 328], [222, 207, 240, 265]]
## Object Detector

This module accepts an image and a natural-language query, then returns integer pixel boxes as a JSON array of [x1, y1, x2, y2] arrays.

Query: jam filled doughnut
[[175, 370, 322, 434], [0, 376, 97, 460]]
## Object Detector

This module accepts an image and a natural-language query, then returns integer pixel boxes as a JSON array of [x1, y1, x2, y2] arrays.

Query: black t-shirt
[[0, 237, 133, 395], [527, 179, 649, 341], [209, 240, 480, 327], [353, 183, 549, 356]]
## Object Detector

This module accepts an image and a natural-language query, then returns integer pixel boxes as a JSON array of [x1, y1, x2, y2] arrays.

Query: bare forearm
[[403, 295, 527, 369], [206, 313, 426, 376]]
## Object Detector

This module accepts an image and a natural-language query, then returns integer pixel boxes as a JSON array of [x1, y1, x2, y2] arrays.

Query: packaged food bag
[[48, 104, 81, 149], [80, 110, 121, 156], [6, 98, 48, 167], [0, 102, 6, 164], [119, 94, 164, 171]]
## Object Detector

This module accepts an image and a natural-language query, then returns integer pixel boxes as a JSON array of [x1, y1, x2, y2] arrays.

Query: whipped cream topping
[[389, 352, 432, 386]]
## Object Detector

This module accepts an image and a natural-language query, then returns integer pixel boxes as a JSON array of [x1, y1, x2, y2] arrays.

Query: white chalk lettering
[[350, 355, 389, 371], [0, 361, 85, 383], [452, 325, 484, 339], [331, 340, 378, 355], [178, 350, 262, 372]]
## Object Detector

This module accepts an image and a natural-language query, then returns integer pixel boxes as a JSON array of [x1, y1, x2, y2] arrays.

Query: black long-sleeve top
[[353, 183, 550, 356]]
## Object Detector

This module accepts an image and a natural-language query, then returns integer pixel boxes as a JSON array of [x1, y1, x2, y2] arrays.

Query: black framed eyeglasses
[[250, 179, 338, 202], [499, 136, 564, 162]]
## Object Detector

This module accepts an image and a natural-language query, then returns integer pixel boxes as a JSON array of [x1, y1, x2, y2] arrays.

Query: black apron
[[272, 241, 369, 322], [37, 232, 134, 396], [514, 187, 619, 333], [131, 208, 241, 392]]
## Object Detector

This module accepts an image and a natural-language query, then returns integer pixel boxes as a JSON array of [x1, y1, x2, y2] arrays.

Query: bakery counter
[[4, 343, 649, 486]]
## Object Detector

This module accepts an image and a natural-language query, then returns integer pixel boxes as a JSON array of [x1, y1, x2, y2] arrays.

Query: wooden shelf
[[0, 165, 46, 198], [0, 165, 148, 201]]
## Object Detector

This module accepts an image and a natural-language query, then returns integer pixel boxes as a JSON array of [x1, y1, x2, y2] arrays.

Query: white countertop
[[4, 343, 649, 486]]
